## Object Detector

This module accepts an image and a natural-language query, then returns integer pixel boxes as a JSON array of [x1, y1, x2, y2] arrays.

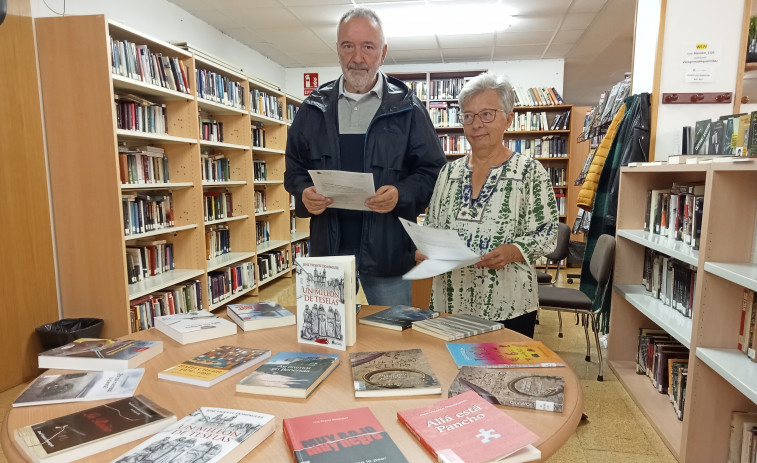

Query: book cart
[[609, 161, 757, 461]]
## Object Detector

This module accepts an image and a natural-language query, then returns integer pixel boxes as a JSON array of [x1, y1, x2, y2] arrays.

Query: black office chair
[[537, 233, 615, 381], [535, 223, 570, 328]]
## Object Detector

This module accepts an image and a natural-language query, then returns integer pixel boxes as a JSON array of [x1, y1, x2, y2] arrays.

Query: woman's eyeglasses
[[458, 109, 504, 125]]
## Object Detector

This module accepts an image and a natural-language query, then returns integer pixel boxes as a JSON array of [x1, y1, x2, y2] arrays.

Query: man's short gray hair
[[459, 73, 515, 114], [338, 7, 385, 45]]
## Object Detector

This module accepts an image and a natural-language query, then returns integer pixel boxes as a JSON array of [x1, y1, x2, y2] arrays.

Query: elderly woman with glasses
[[416, 73, 559, 338]]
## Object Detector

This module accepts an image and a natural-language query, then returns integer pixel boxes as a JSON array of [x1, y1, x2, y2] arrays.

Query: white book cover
[[13, 369, 145, 407], [294, 256, 356, 350], [154, 310, 237, 345], [111, 407, 275, 463]]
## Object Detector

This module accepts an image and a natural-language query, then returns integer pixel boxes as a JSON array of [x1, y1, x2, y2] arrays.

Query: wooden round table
[[2, 306, 583, 462]]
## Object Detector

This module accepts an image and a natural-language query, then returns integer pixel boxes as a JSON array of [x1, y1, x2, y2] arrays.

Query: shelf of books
[[608, 162, 757, 462]]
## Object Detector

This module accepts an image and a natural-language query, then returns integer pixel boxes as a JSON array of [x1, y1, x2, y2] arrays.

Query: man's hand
[[415, 250, 428, 265], [475, 244, 523, 270], [302, 186, 332, 215], [365, 185, 398, 213]]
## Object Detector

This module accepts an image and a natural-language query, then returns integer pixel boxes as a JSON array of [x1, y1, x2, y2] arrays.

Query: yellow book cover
[[159, 345, 270, 387]]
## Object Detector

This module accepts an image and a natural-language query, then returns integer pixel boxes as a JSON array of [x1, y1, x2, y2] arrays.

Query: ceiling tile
[[279, 0, 352, 5], [288, 4, 354, 26], [570, 0, 608, 14], [250, 27, 323, 46], [561, 13, 596, 30], [493, 45, 546, 60], [508, 16, 563, 32], [496, 30, 553, 46], [388, 49, 443, 61], [225, 27, 267, 44], [233, 7, 299, 28], [387, 36, 439, 51], [441, 47, 493, 61], [553, 29, 585, 44], [437, 34, 495, 49], [167, 0, 216, 12], [499, 0, 572, 16], [542, 43, 575, 58], [214, 0, 280, 8]]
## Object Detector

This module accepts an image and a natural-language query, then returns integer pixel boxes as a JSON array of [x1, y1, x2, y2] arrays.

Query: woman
[[417, 73, 559, 338]]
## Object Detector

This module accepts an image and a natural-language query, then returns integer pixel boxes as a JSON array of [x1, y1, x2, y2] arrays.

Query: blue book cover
[[236, 352, 340, 398], [359, 305, 440, 331]]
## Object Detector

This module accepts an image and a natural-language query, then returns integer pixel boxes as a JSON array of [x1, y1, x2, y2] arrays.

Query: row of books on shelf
[[642, 248, 697, 319], [253, 159, 267, 181], [256, 219, 270, 244], [205, 225, 229, 260], [506, 136, 568, 159], [208, 262, 256, 304], [254, 189, 267, 213], [200, 117, 224, 142], [115, 94, 167, 135], [203, 190, 233, 222], [258, 249, 289, 281], [738, 289, 757, 363], [251, 88, 283, 120], [286, 102, 298, 122], [730, 411, 757, 463], [201, 151, 231, 183], [643, 182, 705, 250], [636, 328, 688, 420], [512, 86, 564, 107], [509, 110, 569, 132], [129, 280, 203, 332], [545, 167, 567, 187], [118, 144, 169, 185], [292, 239, 309, 258], [555, 194, 566, 216], [686, 111, 757, 156], [251, 123, 266, 147], [438, 133, 470, 154], [109, 35, 191, 95], [195, 68, 245, 109], [428, 101, 460, 127], [121, 193, 174, 235], [126, 240, 174, 284]]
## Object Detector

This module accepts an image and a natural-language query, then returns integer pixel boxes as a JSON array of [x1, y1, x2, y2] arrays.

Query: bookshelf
[[609, 162, 757, 461], [286, 95, 310, 259]]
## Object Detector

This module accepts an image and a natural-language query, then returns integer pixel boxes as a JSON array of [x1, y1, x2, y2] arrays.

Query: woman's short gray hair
[[338, 7, 385, 45], [459, 73, 515, 114]]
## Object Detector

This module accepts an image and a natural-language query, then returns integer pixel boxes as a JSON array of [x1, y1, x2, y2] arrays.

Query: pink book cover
[[397, 390, 539, 463]]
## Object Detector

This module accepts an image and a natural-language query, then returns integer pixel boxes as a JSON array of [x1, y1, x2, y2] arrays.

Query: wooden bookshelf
[[609, 162, 757, 461], [285, 94, 310, 258]]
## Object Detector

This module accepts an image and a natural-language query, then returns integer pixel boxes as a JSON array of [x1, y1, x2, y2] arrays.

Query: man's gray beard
[[345, 69, 373, 92]]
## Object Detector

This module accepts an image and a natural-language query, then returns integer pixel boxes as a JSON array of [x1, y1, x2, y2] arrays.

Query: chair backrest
[[545, 223, 571, 261], [589, 234, 615, 285]]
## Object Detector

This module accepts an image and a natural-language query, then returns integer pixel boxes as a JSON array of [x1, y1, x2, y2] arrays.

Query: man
[[284, 7, 446, 306]]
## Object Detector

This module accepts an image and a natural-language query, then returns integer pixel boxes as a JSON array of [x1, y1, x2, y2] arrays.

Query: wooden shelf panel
[[291, 231, 310, 242], [696, 347, 757, 405], [704, 262, 757, 292], [614, 284, 693, 348], [197, 97, 247, 116], [255, 208, 285, 217], [204, 215, 248, 226], [199, 140, 250, 151], [124, 224, 197, 242], [250, 112, 285, 126], [254, 180, 284, 185], [617, 229, 699, 267], [207, 251, 256, 272], [121, 182, 194, 191], [258, 267, 291, 286], [257, 240, 289, 254], [609, 360, 683, 460], [112, 74, 194, 101], [202, 180, 246, 187], [208, 286, 256, 311], [116, 129, 196, 144], [252, 146, 285, 155], [128, 268, 205, 300]]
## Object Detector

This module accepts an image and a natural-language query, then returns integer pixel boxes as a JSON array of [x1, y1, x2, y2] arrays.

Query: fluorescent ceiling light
[[378, 2, 515, 38]]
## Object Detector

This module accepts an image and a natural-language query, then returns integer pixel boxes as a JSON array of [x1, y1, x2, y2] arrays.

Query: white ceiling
[[166, 0, 636, 106]]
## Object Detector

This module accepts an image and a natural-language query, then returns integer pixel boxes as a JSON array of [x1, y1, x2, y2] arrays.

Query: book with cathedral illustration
[[111, 406, 275, 463], [283, 407, 408, 463], [411, 314, 504, 341], [446, 341, 565, 369], [359, 304, 440, 331], [13, 369, 145, 407], [397, 390, 541, 463], [226, 301, 295, 331], [295, 255, 356, 351], [448, 366, 565, 413], [350, 348, 442, 397], [158, 345, 271, 387], [38, 338, 163, 371], [236, 351, 340, 398], [14, 395, 176, 463]]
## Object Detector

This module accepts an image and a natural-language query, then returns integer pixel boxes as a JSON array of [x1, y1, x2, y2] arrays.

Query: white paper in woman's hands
[[308, 170, 375, 211], [399, 217, 481, 279]]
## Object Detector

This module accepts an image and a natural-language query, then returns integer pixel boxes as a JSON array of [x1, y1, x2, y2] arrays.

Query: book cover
[[397, 390, 540, 463], [448, 367, 565, 413], [359, 305, 440, 331], [295, 256, 356, 350], [111, 406, 275, 463], [411, 314, 504, 341], [236, 351, 340, 398], [13, 369, 145, 407], [709, 120, 725, 155], [693, 119, 710, 154], [38, 338, 163, 371], [283, 407, 408, 463], [445, 342, 565, 369], [350, 349, 442, 397], [14, 395, 175, 463], [158, 345, 271, 387], [154, 310, 237, 345], [226, 301, 295, 331]]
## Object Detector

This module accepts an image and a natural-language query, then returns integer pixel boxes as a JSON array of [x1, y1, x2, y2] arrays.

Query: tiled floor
[[0, 270, 678, 462]]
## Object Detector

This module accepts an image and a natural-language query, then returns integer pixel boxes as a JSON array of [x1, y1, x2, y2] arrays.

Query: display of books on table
[[111, 406, 275, 463], [358, 304, 440, 331], [226, 301, 295, 331], [283, 407, 408, 463], [13, 369, 145, 407], [154, 310, 237, 345], [449, 366, 565, 413], [446, 341, 566, 369], [38, 338, 163, 371], [236, 351, 340, 398], [411, 314, 504, 341], [158, 345, 271, 387], [397, 389, 541, 463], [350, 348, 441, 397], [14, 395, 176, 463]]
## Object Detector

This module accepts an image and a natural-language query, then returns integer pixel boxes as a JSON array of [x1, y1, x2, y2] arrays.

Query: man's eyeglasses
[[458, 109, 504, 125]]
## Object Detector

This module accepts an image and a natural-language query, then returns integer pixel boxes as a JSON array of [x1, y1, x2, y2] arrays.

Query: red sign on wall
[[304, 73, 319, 96]]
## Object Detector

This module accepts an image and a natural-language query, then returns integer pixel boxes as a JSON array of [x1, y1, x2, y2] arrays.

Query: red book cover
[[283, 407, 408, 463], [397, 390, 540, 463]]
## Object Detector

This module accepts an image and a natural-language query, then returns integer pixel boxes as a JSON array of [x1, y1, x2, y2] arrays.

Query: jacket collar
[[305, 72, 414, 115]]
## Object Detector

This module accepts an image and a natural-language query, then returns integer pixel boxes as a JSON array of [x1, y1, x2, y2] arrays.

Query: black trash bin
[[35, 318, 104, 350]]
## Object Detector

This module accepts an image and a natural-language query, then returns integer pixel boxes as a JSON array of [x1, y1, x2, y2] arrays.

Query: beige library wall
[[0, 0, 59, 392]]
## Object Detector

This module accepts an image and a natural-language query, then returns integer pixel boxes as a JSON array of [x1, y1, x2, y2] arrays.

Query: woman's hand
[[302, 186, 332, 215], [415, 250, 428, 265], [475, 244, 523, 270]]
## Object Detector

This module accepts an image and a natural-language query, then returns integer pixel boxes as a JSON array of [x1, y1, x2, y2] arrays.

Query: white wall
[[284, 59, 565, 100], [30, 0, 286, 87], [632, 0, 662, 94], [653, 0, 745, 160]]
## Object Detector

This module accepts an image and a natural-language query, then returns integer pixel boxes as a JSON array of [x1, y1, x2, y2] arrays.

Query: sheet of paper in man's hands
[[308, 170, 375, 211], [399, 217, 481, 279]]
